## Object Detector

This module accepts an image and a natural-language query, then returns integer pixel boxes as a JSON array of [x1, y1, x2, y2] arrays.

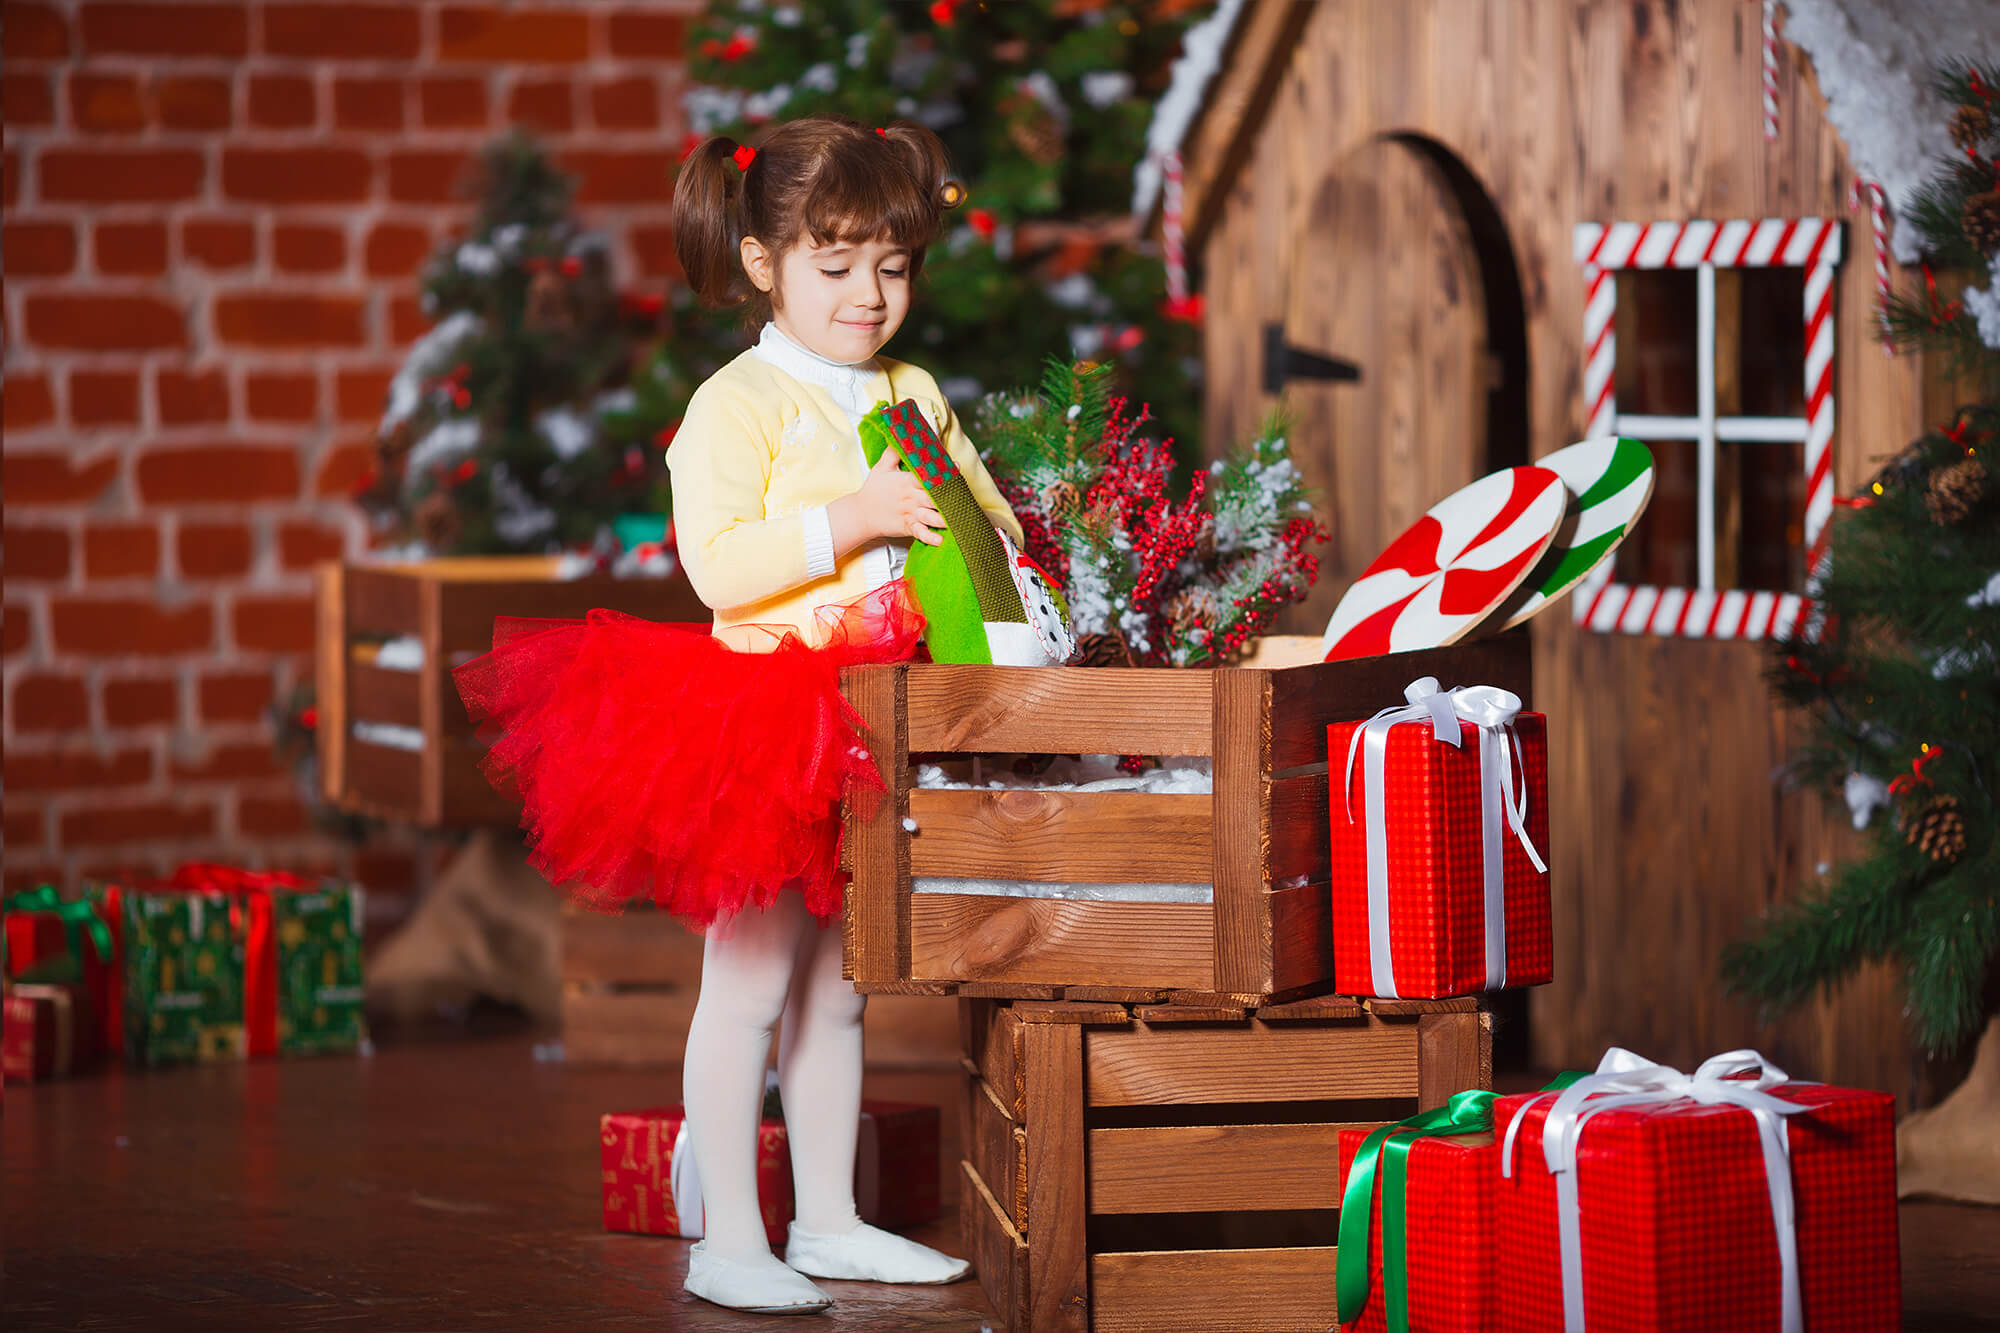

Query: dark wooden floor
[[5, 1036, 1996, 1333]]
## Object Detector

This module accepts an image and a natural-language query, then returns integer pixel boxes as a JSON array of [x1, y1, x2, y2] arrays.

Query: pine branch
[[1722, 837, 1923, 1016]]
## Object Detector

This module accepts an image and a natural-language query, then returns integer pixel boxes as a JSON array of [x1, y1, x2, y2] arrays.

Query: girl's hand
[[830, 450, 944, 557]]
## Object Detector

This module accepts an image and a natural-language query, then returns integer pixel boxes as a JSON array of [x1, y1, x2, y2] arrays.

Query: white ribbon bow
[[1501, 1047, 1813, 1333], [1342, 676, 1546, 998]]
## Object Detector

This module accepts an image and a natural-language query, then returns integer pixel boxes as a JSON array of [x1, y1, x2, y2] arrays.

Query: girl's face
[[745, 234, 912, 365]]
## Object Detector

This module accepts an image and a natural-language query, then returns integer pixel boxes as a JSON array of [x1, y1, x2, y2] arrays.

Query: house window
[[1573, 219, 1841, 639]]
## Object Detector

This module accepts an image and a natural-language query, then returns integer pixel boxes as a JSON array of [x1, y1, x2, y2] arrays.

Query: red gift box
[[1337, 1125, 1497, 1333], [601, 1100, 941, 1245], [1328, 680, 1552, 998], [3, 982, 100, 1082], [1494, 1052, 1900, 1332]]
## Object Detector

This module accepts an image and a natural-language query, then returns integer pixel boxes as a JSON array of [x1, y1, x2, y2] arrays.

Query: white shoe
[[784, 1221, 973, 1285], [684, 1241, 834, 1315]]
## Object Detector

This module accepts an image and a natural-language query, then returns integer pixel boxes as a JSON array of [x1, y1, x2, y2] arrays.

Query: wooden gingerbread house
[[1156, 0, 1966, 1102]]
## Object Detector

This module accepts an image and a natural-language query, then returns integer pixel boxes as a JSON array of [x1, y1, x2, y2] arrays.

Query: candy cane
[[1761, 0, 1780, 141], [1850, 179, 1893, 355], [1163, 150, 1187, 305]]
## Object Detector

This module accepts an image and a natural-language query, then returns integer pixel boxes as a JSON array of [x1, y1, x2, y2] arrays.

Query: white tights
[[681, 890, 866, 1261]]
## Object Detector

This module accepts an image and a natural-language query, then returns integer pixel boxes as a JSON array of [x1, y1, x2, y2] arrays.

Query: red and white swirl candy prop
[[1762, 0, 1781, 141], [1321, 467, 1567, 661]]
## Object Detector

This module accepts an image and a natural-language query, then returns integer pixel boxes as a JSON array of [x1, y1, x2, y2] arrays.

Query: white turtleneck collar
[[751, 322, 883, 422]]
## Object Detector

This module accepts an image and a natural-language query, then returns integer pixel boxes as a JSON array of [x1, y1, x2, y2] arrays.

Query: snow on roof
[[1130, 0, 1247, 221]]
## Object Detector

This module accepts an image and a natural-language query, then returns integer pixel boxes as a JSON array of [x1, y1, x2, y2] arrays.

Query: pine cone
[[1073, 631, 1133, 668], [525, 267, 573, 331], [1965, 189, 2000, 257], [1951, 101, 1994, 152], [1925, 456, 1988, 524], [1166, 587, 1215, 633], [1898, 793, 1967, 864], [1041, 479, 1079, 518]]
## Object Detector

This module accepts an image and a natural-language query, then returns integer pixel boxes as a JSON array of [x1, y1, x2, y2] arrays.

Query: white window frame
[[1573, 218, 1841, 639]]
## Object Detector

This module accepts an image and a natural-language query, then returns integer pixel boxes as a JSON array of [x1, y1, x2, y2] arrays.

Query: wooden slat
[[852, 980, 961, 996], [1267, 878, 1336, 994], [561, 987, 697, 1066], [560, 906, 702, 986], [1255, 994, 1367, 1023], [905, 665, 1213, 757], [417, 576, 446, 826], [1009, 1000, 1130, 1026], [1133, 1004, 1246, 1024], [1063, 986, 1169, 1003], [961, 999, 1025, 1119], [342, 739, 423, 817], [1269, 768, 1331, 887], [1023, 1021, 1087, 1332], [1417, 1009, 1488, 1109], [1085, 1020, 1418, 1107], [1089, 1122, 1376, 1213], [912, 896, 1213, 990], [958, 980, 1063, 1000], [343, 565, 423, 636], [961, 1160, 1028, 1333], [438, 737, 521, 826], [1211, 668, 1274, 994], [843, 664, 911, 985], [966, 1073, 1026, 1231], [315, 561, 347, 808], [348, 662, 422, 730], [1365, 996, 1479, 1017], [1266, 631, 1535, 770], [1088, 1247, 1342, 1333], [908, 790, 1212, 883]]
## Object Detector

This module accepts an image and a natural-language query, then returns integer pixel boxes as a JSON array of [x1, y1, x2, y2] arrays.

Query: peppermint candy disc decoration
[[1499, 437, 1655, 629], [1000, 528, 1076, 664], [1321, 466, 1567, 661]]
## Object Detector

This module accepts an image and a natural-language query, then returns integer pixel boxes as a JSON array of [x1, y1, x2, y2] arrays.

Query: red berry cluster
[[1209, 516, 1326, 658], [995, 476, 1069, 590]]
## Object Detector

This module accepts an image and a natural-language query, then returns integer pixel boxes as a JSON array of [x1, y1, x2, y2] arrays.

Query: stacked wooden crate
[[839, 633, 1530, 1329], [957, 994, 1487, 1332], [314, 556, 707, 827]]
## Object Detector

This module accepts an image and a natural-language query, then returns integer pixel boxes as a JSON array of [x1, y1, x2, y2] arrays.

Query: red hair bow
[[732, 144, 757, 171]]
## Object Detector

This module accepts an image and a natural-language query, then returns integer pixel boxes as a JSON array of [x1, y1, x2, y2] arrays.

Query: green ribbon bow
[[2, 884, 114, 970], [1336, 1074, 1583, 1332]]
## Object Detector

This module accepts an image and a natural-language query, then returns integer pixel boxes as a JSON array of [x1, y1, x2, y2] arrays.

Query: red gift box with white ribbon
[[1327, 676, 1553, 998], [600, 1099, 940, 1245], [1493, 1048, 1900, 1332]]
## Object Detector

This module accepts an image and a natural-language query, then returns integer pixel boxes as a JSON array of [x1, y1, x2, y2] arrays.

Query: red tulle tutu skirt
[[452, 582, 924, 928]]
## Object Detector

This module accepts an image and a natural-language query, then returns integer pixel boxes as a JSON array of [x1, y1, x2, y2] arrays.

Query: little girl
[[455, 117, 1025, 1315]]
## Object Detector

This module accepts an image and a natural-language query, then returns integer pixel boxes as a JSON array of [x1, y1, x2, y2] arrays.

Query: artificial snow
[[1130, 0, 1247, 219], [798, 61, 838, 93], [1964, 255, 2000, 351], [1967, 569, 2000, 608], [402, 417, 482, 480], [1779, 0, 2000, 265], [454, 242, 500, 276], [381, 311, 483, 436], [1081, 71, 1134, 109], [911, 755, 1214, 903], [536, 405, 594, 461], [1844, 770, 1891, 829]]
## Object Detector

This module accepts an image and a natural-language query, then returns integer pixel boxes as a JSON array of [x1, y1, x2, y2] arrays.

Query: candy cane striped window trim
[[1573, 217, 1842, 639]]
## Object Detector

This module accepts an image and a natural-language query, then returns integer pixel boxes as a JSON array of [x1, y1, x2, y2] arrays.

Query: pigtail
[[673, 136, 749, 307], [878, 122, 963, 216]]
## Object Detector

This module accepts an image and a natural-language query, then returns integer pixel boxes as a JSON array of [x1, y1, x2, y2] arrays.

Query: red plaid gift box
[[1337, 1124, 1497, 1333], [3, 981, 101, 1082], [1495, 1048, 1900, 1333], [1328, 677, 1552, 998], [601, 1100, 941, 1245]]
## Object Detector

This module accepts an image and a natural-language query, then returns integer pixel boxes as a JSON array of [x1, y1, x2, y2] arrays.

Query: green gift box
[[246, 882, 367, 1057], [90, 885, 244, 1067]]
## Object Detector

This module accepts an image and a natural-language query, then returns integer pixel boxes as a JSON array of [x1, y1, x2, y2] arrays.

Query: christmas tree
[[1723, 62, 2000, 1062], [975, 359, 1325, 671], [680, 0, 1206, 448], [355, 136, 731, 557]]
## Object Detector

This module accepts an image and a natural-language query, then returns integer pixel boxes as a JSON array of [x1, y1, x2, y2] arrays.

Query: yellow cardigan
[[667, 347, 1026, 650]]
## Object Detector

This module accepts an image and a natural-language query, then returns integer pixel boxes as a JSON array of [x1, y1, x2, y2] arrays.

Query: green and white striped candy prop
[[1497, 437, 1655, 629], [857, 400, 1074, 667]]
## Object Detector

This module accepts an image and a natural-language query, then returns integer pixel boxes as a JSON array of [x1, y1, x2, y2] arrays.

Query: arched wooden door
[[1276, 138, 1492, 634]]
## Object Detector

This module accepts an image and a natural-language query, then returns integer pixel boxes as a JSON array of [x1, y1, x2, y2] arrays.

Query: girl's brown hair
[[673, 116, 963, 313]]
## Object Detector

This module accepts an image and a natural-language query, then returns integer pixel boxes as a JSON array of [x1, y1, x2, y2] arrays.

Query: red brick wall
[[3, 1, 694, 907]]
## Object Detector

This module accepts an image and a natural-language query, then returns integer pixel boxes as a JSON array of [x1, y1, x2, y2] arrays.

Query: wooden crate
[[841, 633, 1532, 998], [315, 556, 707, 827], [562, 904, 964, 1070], [959, 994, 1490, 1333]]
